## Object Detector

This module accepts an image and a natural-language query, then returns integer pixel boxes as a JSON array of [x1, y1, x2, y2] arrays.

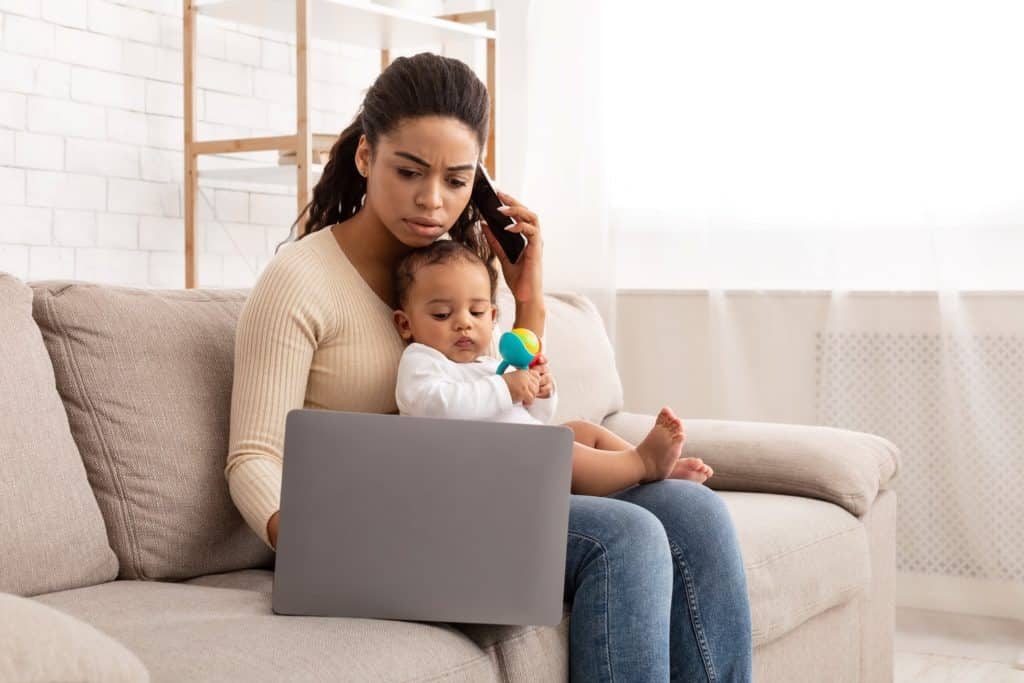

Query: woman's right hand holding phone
[[502, 369, 540, 406]]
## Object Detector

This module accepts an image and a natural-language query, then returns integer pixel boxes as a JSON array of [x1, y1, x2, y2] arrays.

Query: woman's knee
[[571, 496, 672, 562], [626, 480, 736, 539], [653, 479, 727, 513], [606, 503, 674, 570]]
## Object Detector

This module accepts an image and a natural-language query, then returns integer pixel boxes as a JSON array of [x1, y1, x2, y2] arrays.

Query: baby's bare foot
[[669, 457, 714, 485], [635, 407, 685, 483]]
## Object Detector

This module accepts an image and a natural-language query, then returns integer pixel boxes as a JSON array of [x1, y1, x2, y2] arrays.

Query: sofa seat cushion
[[182, 490, 872, 671], [434, 492, 868, 661], [717, 491, 871, 647], [29, 281, 272, 581], [34, 579, 499, 683], [428, 492, 869, 668], [0, 273, 118, 596], [186, 570, 573, 683]]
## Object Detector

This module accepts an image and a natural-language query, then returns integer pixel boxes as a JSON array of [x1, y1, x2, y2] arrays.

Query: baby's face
[[394, 259, 496, 363]]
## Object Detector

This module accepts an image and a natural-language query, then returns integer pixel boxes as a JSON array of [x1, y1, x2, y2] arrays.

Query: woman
[[226, 52, 753, 682]]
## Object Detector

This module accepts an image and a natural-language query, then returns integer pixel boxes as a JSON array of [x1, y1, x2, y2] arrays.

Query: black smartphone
[[471, 163, 527, 264]]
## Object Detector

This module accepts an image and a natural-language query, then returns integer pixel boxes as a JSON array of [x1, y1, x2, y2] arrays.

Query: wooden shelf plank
[[193, 0, 495, 49], [198, 164, 325, 188]]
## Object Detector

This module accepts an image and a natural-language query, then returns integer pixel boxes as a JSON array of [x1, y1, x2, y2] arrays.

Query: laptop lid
[[272, 409, 574, 626]]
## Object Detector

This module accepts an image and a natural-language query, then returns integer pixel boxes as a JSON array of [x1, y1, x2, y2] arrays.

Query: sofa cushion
[[183, 486, 871, 672], [495, 286, 624, 424], [0, 591, 149, 682], [35, 579, 499, 683], [186, 569, 572, 683], [437, 492, 869, 655], [0, 273, 118, 596], [717, 491, 871, 646], [30, 280, 272, 581], [452, 491, 870, 657]]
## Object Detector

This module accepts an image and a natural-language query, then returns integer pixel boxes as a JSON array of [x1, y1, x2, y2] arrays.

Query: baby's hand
[[531, 356, 554, 399], [502, 369, 540, 406], [532, 367, 555, 399]]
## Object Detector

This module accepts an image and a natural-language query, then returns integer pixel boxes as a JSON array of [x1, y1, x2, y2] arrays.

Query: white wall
[[0, 0, 464, 288], [615, 289, 1024, 420], [615, 290, 1024, 619]]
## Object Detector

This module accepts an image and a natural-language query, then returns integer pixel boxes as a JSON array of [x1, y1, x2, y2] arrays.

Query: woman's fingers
[[498, 205, 539, 231], [496, 191, 540, 235], [496, 189, 522, 207]]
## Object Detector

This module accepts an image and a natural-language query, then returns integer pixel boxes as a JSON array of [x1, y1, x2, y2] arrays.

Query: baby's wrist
[[500, 373, 520, 402]]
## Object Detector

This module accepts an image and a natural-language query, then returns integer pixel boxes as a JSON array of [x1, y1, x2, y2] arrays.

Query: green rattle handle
[[496, 360, 511, 375]]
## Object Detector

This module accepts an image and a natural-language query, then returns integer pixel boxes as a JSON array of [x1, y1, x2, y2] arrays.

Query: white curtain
[[601, 0, 1024, 622], [493, 0, 614, 335]]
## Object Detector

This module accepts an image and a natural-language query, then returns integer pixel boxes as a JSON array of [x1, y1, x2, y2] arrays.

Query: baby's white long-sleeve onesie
[[395, 342, 557, 425]]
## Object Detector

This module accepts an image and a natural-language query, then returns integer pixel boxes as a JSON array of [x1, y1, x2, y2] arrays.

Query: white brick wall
[[0, 0, 451, 288]]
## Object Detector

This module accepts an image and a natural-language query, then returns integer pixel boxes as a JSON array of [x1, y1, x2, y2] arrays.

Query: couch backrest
[[494, 287, 623, 425], [0, 274, 119, 596], [30, 279, 273, 581], [21, 278, 622, 581]]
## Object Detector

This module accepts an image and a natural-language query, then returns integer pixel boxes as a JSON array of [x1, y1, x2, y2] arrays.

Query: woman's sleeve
[[225, 252, 334, 550]]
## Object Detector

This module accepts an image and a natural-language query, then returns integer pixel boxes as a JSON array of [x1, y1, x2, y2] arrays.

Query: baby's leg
[[563, 408, 686, 497], [568, 441, 646, 497], [564, 420, 633, 451]]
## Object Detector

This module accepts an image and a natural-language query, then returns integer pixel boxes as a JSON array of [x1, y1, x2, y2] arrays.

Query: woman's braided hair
[[274, 52, 493, 265]]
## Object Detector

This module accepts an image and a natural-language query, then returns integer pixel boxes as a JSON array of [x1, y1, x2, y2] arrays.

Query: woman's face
[[355, 116, 480, 247]]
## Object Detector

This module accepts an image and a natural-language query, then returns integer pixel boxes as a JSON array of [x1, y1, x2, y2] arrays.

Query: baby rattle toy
[[496, 328, 543, 375]]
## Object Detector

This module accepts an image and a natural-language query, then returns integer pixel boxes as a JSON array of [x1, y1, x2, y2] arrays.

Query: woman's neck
[[333, 207, 410, 272]]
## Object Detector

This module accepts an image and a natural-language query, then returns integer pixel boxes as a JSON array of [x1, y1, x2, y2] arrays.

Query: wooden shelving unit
[[183, 0, 498, 288]]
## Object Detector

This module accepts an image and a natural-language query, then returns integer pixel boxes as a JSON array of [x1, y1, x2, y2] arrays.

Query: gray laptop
[[271, 408, 574, 626]]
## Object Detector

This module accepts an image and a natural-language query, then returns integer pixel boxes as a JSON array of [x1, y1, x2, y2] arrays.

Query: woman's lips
[[404, 219, 444, 237]]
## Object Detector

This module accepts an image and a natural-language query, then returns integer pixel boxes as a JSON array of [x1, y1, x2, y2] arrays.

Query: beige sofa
[[0, 272, 900, 683]]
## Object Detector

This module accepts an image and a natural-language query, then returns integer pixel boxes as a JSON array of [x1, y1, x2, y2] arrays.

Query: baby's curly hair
[[394, 239, 499, 311]]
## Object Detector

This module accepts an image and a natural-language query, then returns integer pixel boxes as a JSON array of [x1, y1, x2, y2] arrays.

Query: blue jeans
[[563, 480, 753, 682]]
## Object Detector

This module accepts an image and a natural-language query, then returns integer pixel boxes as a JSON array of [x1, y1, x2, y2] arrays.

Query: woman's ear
[[355, 135, 371, 176], [393, 309, 414, 341]]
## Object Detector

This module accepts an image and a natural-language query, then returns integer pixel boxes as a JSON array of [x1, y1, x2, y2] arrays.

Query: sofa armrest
[[0, 591, 149, 683], [601, 412, 901, 517]]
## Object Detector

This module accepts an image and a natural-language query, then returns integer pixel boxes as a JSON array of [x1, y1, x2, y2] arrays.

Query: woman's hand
[[481, 190, 543, 304], [267, 511, 280, 550]]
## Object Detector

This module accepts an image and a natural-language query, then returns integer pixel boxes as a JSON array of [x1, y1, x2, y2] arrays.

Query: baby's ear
[[393, 310, 413, 341]]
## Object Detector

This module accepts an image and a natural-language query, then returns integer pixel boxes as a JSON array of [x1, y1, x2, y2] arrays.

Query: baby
[[391, 239, 713, 497]]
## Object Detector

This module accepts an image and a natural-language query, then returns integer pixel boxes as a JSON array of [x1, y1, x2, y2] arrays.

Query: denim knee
[[605, 503, 674, 574], [621, 480, 738, 550]]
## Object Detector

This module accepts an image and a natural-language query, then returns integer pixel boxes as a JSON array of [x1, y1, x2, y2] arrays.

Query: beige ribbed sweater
[[225, 226, 499, 549]]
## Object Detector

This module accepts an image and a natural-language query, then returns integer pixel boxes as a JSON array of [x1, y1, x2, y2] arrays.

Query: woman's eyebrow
[[394, 151, 475, 172]]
